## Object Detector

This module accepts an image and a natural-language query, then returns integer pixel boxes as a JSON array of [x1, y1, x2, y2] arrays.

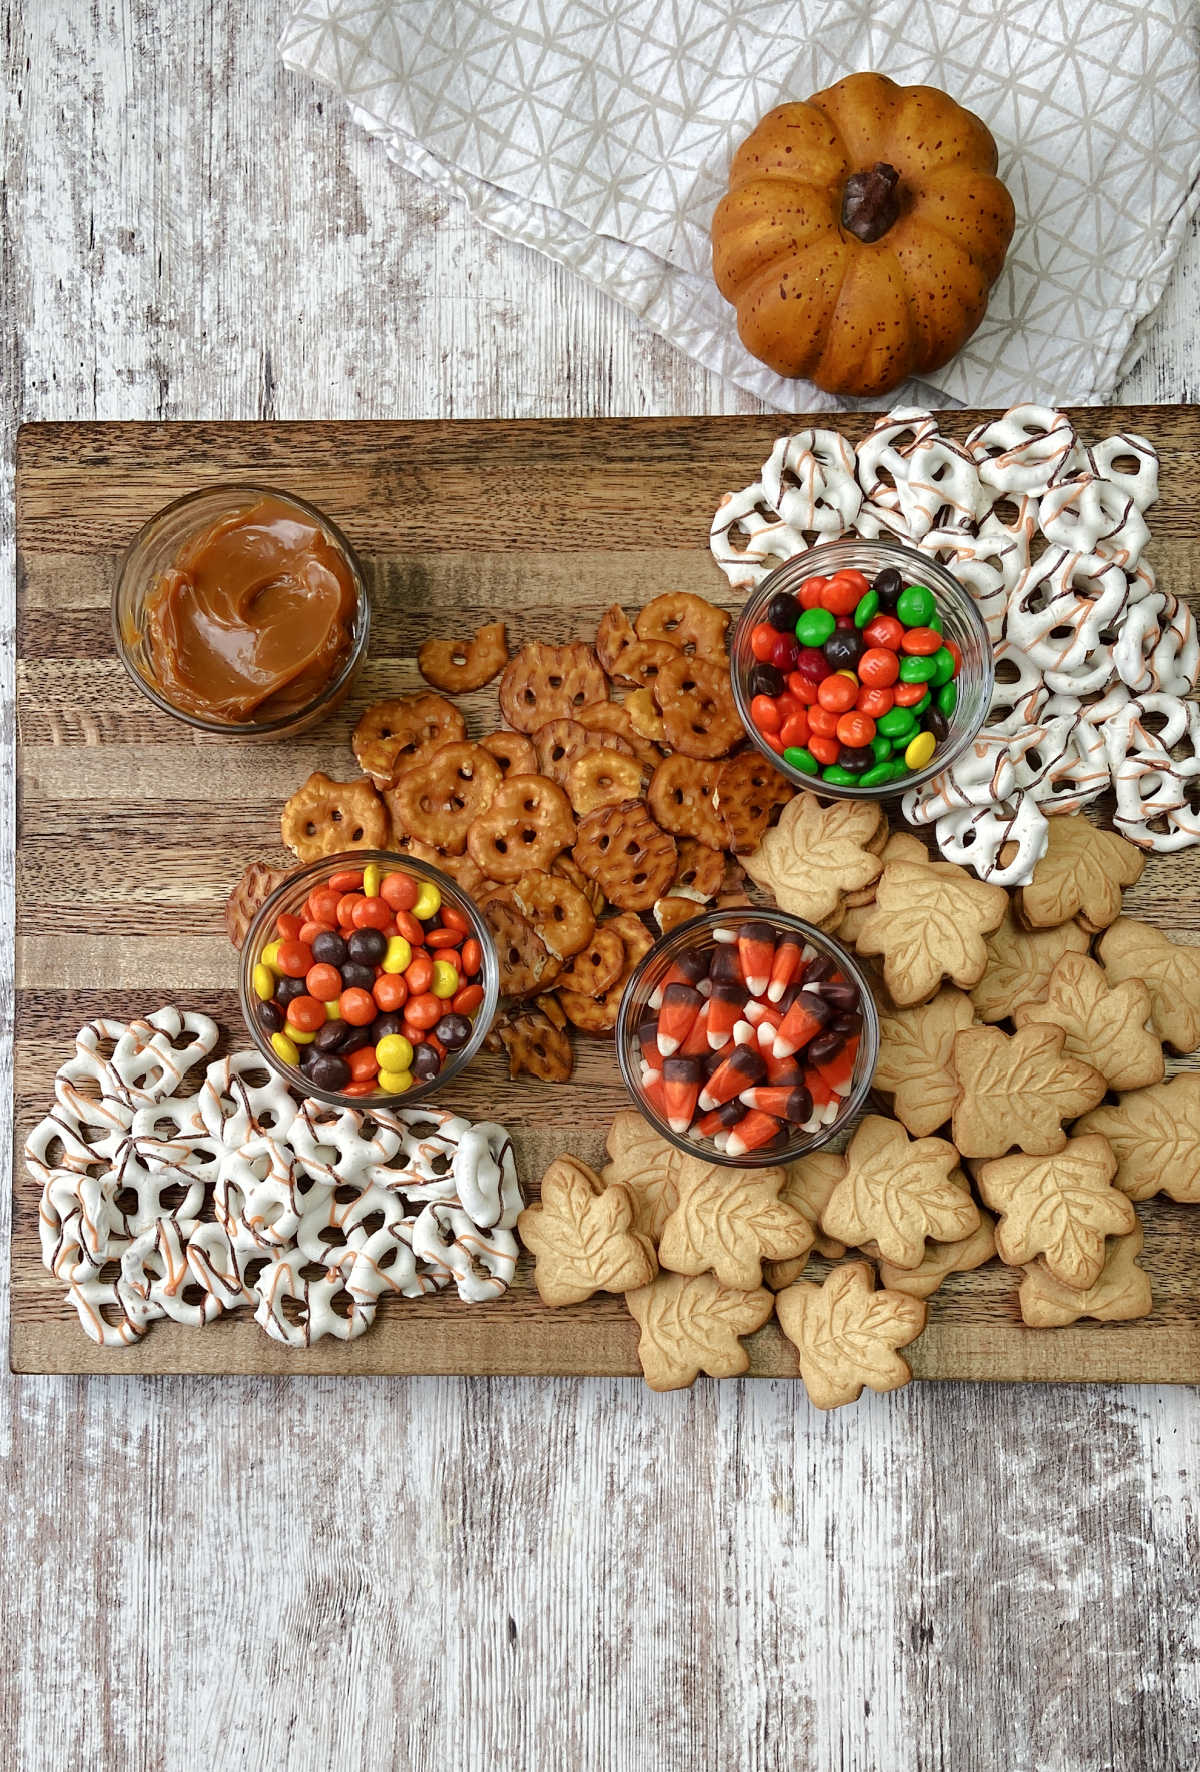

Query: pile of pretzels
[[711, 404, 1195, 884], [29, 1006, 523, 1348]]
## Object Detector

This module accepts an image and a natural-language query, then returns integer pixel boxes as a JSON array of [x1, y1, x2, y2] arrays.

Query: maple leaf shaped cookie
[[1018, 1220, 1152, 1327], [875, 988, 976, 1137], [1098, 918, 1200, 1054], [976, 1133, 1135, 1289], [518, 1155, 657, 1306], [969, 911, 1090, 1024], [876, 1210, 997, 1300], [658, 1157, 813, 1290], [854, 859, 1007, 1005], [1016, 815, 1144, 932], [626, 1271, 774, 1391], [821, 1114, 980, 1269], [775, 1261, 927, 1410], [1075, 1073, 1200, 1202], [950, 1023, 1106, 1158], [599, 1109, 684, 1243], [743, 793, 883, 924], [838, 831, 927, 948], [1013, 952, 1163, 1091]]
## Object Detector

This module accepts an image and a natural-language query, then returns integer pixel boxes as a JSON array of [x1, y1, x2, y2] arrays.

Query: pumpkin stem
[[841, 163, 901, 243]]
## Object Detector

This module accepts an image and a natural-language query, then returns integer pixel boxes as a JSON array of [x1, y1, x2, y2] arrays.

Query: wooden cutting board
[[12, 409, 1200, 1381]]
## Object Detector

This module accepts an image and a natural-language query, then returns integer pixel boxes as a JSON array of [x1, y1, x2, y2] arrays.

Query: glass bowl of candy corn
[[731, 539, 993, 798], [239, 850, 499, 1107], [615, 908, 879, 1166]]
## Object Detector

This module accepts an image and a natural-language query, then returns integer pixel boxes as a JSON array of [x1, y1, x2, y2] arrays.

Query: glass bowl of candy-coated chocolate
[[238, 851, 500, 1109], [730, 538, 993, 801], [113, 484, 370, 739], [615, 907, 879, 1168]]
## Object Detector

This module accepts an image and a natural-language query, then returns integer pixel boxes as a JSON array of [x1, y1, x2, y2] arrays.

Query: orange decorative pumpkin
[[712, 72, 1015, 397]]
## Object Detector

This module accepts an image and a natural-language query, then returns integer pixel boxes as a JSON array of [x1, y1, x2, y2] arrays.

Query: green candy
[[783, 744, 818, 774], [897, 583, 936, 626], [820, 764, 859, 786], [937, 681, 959, 717], [899, 654, 938, 684], [853, 590, 879, 628], [930, 646, 957, 685], [928, 612, 944, 635], [870, 734, 894, 762], [877, 706, 918, 740], [794, 607, 836, 648], [883, 759, 912, 782], [910, 690, 932, 718], [858, 760, 896, 787]]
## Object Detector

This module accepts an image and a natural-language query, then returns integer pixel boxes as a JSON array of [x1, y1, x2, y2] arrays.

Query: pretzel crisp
[[281, 772, 390, 862], [572, 799, 678, 912], [390, 834, 488, 898], [498, 642, 607, 733], [647, 754, 726, 849], [351, 694, 466, 789], [557, 925, 627, 996], [385, 741, 501, 855], [716, 751, 794, 854], [511, 868, 597, 960], [673, 837, 726, 900], [466, 774, 577, 881], [418, 621, 508, 694], [566, 749, 645, 816], [653, 655, 742, 759], [225, 861, 289, 950], [576, 699, 663, 771], [552, 852, 606, 916], [480, 730, 537, 777], [624, 688, 670, 747], [495, 1004, 575, 1083], [558, 913, 654, 1032], [532, 718, 600, 786], [609, 639, 682, 691], [635, 592, 730, 658], [595, 604, 639, 678], [481, 893, 562, 998]]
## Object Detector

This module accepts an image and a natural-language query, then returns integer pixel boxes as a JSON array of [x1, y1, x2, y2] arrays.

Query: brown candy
[[281, 771, 390, 862], [466, 774, 577, 881], [384, 741, 502, 855], [418, 621, 508, 693], [646, 754, 725, 849], [653, 655, 742, 759], [225, 861, 289, 951], [498, 642, 607, 733], [351, 694, 466, 789], [572, 799, 678, 913]]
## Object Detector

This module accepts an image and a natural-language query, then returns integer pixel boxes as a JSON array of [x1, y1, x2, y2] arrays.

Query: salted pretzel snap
[[595, 604, 639, 677], [566, 749, 644, 816], [716, 751, 794, 854], [576, 699, 663, 770], [552, 852, 605, 915], [609, 639, 682, 690], [635, 592, 730, 659], [673, 838, 726, 900], [557, 925, 627, 996], [498, 642, 607, 733], [418, 620, 508, 693], [558, 913, 654, 1032], [652, 655, 742, 759], [281, 771, 390, 861], [384, 741, 501, 855], [623, 688, 669, 747], [511, 869, 596, 960], [480, 730, 537, 777], [225, 861, 289, 951], [647, 754, 725, 849], [572, 799, 678, 912], [466, 773, 577, 881], [532, 718, 602, 786], [481, 893, 562, 998], [390, 833, 488, 897], [351, 693, 466, 788], [496, 1005, 574, 1083]]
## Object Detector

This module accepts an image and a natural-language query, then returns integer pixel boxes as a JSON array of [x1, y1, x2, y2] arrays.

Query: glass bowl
[[238, 850, 499, 1108], [730, 538, 993, 799], [615, 907, 878, 1167], [113, 484, 369, 738]]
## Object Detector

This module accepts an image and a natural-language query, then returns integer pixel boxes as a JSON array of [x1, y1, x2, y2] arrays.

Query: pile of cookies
[[278, 591, 797, 1083]]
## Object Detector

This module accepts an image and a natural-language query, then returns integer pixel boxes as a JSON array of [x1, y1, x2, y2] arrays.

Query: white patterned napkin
[[281, 0, 1200, 411]]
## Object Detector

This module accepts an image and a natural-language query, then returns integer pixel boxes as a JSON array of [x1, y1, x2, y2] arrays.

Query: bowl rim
[[614, 904, 879, 1167], [238, 847, 500, 1108], [112, 482, 370, 737], [730, 536, 995, 801]]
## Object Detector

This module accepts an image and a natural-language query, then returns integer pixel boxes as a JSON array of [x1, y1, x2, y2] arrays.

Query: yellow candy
[[378, 1068, 414, 1095], [252, 962, 275, 1001], [904, 730, 937, 771], [270, 1031, 300, 1066], [376, 1033, 414, 1073], [287, 1024, 317, 1044], [325, 1000, 341, 1020], [363, 862, 382, 898], [835, 669, 859, 683], [412, 881, 441, 921], [431, 960, 459, 999], [381, 935, 413, 975], [261, 939, 282, 973]]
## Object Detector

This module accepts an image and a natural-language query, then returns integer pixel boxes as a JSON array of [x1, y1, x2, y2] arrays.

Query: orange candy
[[393, 910, 424, 945], [808, 734, 839, 767], [440, 905, 472, 935], [298, 919, 333, 946], [346, 1047, 381, 1082], [453, 982, 485, 1016], [894, 680, 930, 707], [807, 705, 839, 737], [352, 896, 392, 930], [285, 994, 326, 1033], [340, 987, 377, 1026], [856, 685, 894, 719], [337, 892, 365, 928], [405, 992, 443, 1030], [425, 926, 461, 949], [405, 951, 434, 994], [816, 673, 858, 714], [380, 870, 419, 910], [275, 939, 314, 978], [305, 962, 343, 1002], [328, 868, 364, 893], [275, 912, 304, 942], [373, 972, 409, 1012], [835, 711, 876, 748], [307, 887, 342, 925], [461, 938, 482, 977], [341, 1079, 378, 1098], [858, 647, 900, 688]]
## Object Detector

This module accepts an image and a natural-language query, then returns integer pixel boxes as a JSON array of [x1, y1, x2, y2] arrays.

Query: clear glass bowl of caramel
[[113, 485, 370, 737]]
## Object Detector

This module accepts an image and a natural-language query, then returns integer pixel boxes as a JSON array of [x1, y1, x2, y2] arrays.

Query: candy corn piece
[[732, 1019, 757, 1047], [697, 1044, 765, 1112], [772, 990, 831, 1060], [679, 998, 713, 1057], [804, 1066, 837, 1108], [706, 980, 745, 1049], [657, 983, 703, 1057], [637, 1015, 660, 1069], [641, 1070, 670, 1121], [741, 998, 773, 1026], [737, 922, 777, 997], [815, 1037, 858, 1096], [737, 1084, 815, 1123], [724, 1109, 784, 1157], [765, 1051, 806, 1087], [649, 949, 707, 1009], [708, 942, 744, 985], [662, 1056, 702, 1133], [694, 1099, 746, 1139], [767, 936, 805, 1004]]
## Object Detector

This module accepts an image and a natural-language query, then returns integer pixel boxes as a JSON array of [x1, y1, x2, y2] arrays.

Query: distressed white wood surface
[[3, 5, 1200, 1767]]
